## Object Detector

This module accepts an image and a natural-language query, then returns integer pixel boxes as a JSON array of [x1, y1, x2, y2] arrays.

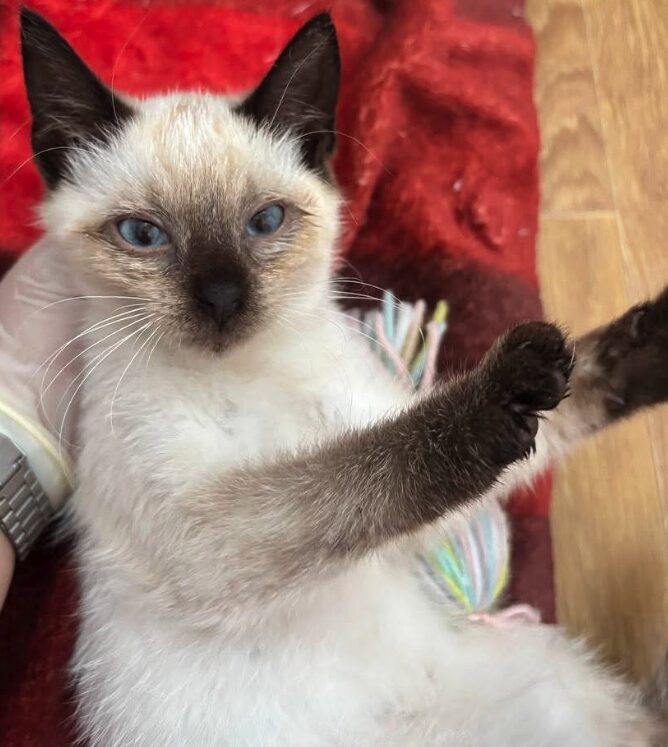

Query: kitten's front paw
[[595, 286, 668, 415], [484, 321, 574, 463]]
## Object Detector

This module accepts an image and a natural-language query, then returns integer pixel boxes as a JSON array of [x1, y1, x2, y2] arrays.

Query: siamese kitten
[[20, 8, 668, 746]]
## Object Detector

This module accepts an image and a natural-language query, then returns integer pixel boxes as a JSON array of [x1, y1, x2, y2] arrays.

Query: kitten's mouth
[[176, 303, 258, 356]]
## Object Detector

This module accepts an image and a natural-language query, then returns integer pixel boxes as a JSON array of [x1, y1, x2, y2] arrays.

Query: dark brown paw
[[484, 321, 574, 463], [596, 286, 668, 415]]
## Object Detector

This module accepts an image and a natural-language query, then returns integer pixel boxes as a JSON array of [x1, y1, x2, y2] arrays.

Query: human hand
[[0, 237, 84, 582], [0, 531, 15, 608]]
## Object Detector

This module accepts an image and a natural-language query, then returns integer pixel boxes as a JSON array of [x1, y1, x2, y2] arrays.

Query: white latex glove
[[0, 238, 84, 513]]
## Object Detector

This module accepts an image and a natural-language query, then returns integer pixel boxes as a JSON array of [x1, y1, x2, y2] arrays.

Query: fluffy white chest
[[78, 314, 408, 494]]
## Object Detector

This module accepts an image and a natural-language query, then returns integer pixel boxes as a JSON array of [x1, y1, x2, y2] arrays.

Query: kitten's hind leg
[[501, 285, 668, 487], [576, 285, 668, 420], [418, 622, 656, 747]]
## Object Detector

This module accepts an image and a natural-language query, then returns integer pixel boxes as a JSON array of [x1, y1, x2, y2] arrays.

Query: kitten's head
[[20, 8, 341, 353]]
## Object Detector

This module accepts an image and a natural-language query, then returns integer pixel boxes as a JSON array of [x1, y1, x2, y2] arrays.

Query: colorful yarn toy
[[420, 498, 510, 616], [351, 292, 538, 623], [346, 290, 447, 390]]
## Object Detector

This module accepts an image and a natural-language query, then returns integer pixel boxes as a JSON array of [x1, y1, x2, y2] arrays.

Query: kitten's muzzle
[[194, 278, 245, 329]]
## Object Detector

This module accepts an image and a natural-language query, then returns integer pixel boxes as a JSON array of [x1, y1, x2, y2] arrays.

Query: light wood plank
[[584, 0, 668, 298], [531, 0, 668, 681], [525, 0, 613, 213], [540, 215, 668, 679], [583, 0, 668, 678], [539, 215, 627, 332]]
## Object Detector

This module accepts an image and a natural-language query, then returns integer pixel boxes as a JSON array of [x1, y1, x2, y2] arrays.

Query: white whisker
[[329, 277, 399, 295], [24, 294, 152, 325], [56, 321, 153, 458], [267, 36, 330, 132], [109, 8, 151, 127], [329, 293, 402, 308], [109, 322, 159, 433], [143, 322, 166, 371], [288, 129, 392, 175], [39, 311, 155, 425], [34, 304, 149, 385], [1, 145, 90, 187]]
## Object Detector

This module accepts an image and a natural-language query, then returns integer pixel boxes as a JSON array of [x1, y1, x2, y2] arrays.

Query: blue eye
[[117, 218, 170, 249], [246, 205, 285, 236]]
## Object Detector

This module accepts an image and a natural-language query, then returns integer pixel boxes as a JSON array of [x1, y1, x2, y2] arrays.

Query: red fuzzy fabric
[[0, 1, 553, 743]]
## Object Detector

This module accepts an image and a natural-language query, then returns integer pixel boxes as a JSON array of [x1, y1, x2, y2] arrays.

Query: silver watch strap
[[0, 434, 53, 561]]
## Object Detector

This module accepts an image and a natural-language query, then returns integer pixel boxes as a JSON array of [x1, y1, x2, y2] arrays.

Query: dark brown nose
[[195, 279, 245, 329]]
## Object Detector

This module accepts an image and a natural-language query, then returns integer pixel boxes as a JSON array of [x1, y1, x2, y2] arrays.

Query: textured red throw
[[0, 1, 553, 743]]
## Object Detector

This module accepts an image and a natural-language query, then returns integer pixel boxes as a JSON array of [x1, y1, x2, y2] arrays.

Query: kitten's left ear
[[20, 7, 134, 188], [238, 13, 340, 175]]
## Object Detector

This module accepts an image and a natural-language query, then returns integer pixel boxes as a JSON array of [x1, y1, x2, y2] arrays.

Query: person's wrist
[[0, 400, 73, 510], [0, 529, 16, 609], [0, 402, 73, 563]]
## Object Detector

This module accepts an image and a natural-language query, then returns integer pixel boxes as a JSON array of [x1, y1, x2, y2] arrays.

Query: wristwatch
[[0, 433, 53, 561]]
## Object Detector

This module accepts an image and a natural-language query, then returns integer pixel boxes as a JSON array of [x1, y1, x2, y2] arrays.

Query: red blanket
[[0, 1, 553, 743]]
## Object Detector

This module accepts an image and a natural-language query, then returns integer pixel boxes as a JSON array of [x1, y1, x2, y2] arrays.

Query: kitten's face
[[41, 94, 341, 353], [21, 10, 341, 354]]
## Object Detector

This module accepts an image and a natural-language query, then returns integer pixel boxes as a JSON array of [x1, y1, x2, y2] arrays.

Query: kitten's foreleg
[[150, 322, 572, 622]]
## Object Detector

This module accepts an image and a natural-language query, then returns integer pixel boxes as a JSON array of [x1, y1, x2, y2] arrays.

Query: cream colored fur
[[40, 92, 654, 745]]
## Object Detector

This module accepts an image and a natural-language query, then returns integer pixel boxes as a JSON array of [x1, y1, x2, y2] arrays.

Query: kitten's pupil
[[118, 218, 169, 248], [246, 205, 285, 236], [135, 224, 154, 245]]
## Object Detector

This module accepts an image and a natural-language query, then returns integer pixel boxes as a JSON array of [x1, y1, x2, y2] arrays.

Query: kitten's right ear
[[20, 7, 134, 188]]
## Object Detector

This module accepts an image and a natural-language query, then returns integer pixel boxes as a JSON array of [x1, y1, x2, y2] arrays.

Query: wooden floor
[[526, 0, 668, 680]]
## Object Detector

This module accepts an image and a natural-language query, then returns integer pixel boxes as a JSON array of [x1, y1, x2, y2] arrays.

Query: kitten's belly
[[74, 557, 453, 746], [75, 554, 644, 747]]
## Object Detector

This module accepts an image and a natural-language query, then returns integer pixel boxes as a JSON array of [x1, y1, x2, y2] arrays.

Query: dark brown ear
[[238, 13, 340, 175], [20, 7, 134, 188]]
